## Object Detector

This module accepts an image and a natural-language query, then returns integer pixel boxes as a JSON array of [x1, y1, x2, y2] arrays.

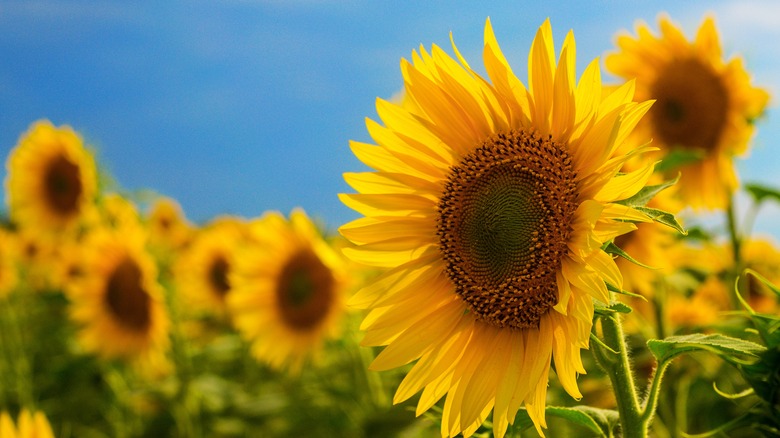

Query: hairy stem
[[597, 314, 646, 437]]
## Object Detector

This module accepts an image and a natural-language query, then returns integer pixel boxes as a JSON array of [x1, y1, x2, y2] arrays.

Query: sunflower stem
[[726, 194, 742, 268], [598, 313, 646, 437], [0, 288, 35, 409], [639, 358, 672, 425], [725, 194, 744, 308]]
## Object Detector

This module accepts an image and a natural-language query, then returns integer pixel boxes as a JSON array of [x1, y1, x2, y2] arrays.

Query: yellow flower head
[[340, 18, 655, 437], [0, 409, 55, 438], [66, 226, 170, 370], [228, 209, 348, 373], [606, 15, 770, 210], [5, 120, 98, 234], [174, 216, 248, 314]]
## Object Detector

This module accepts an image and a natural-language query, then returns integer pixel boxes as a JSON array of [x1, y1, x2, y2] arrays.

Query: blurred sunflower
[[12, 227, 58, 291], [145, 197, 193, 253], [0, 409, 55, 438], [606, 15, 769, 210], [66, 227, 170, 370], [5, 120, 97, 234], [98, 192, 143, 232], [228, 209, 348, 373], [174, 216, 248, 314], [340, 19, 655, 437], [0, 229, 19, 298]]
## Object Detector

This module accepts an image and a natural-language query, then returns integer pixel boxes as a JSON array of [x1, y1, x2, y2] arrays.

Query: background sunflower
[[606, 15, 770, 210], [228, 209, 348, 373], [5, 120, 98, 235]]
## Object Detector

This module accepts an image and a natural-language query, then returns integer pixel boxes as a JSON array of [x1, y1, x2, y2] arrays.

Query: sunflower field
[[1, 9, 780, 438]]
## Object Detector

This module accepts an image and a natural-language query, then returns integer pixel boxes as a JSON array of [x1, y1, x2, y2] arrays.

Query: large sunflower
[[339, 19, 655, 437], [174, 216, 248, 314], [606, 15, 769, 210], [228, 209, 348, 373], [66, 226, 170, 369], [5, 120, 97, 234]]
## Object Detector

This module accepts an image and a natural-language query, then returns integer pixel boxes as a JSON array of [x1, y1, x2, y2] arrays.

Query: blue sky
[[1, 0, 779, 237]]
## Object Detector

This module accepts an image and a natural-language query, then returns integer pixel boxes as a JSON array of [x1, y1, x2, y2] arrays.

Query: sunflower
[[228, 209, 348, 373], [0, 409, 55, 438], [66, 226, 170, 369], [174, 216, 248, 314], [5, 120, 98, 234], [606, 15, 769, 210], [145, 196, 193, 252], [339, 19, 656, 437], [98, 192, 143, 233]]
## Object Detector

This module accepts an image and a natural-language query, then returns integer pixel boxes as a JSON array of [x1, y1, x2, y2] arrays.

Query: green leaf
[[744, 182, 780, 206], [514, 406, 619, 437], [603, 241, 654, 269], [633, 206, 687, 235], [711, 381, 754, 400], [655, 149, 705, 172], [647, 333, 766, 364], [616, 174, 679, 207]]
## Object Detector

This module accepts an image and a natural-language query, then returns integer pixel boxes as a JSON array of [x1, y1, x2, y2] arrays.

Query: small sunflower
[[98, 193, 143, 233], [174, 216, 248, 314], [66, 226, 170, 368], [5, 120, 98, 234], [228, 209, 348, 373], [145, 197, 193, 252], [0, 409, 55, 438], [606, 15, 770, 210], [340, 19, 656, 437]]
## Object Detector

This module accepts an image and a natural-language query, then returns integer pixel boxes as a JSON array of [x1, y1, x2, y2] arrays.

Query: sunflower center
[[44, 153, 83, 215], [649, 57, 729, 151], [105, 257, 152, 332], [276, 249, 334, 331], [208, 255, 231, 297], [437, 129, 578, 329]]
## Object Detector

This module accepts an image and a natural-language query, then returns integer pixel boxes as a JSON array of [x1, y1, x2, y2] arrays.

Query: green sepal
[[616, 173, 679, 207], [594, 301, 633, 316], [655, 149, 705, 172], [606, 281, 646, 301], [603, 241, 654, 269], [647, 333, 766, 365], [633, 206, 687, 235]]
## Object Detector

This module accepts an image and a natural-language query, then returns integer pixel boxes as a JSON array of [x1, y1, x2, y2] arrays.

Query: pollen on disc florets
[[437, 129, 578, 329]]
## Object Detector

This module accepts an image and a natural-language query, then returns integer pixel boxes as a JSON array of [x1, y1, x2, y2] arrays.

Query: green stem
[[639, 359, 672, 424], [726, 195, 742, 268], [725, 195, 744, 308], [0, 289, 35, 409], [597, 314, 645, 437]]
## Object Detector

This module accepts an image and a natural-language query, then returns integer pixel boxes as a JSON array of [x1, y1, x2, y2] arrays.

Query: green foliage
[[513, 406, 620, 437], [654, 149, 705, 173], [745, 183, 780, 206], [646, 334, 766, 365]]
